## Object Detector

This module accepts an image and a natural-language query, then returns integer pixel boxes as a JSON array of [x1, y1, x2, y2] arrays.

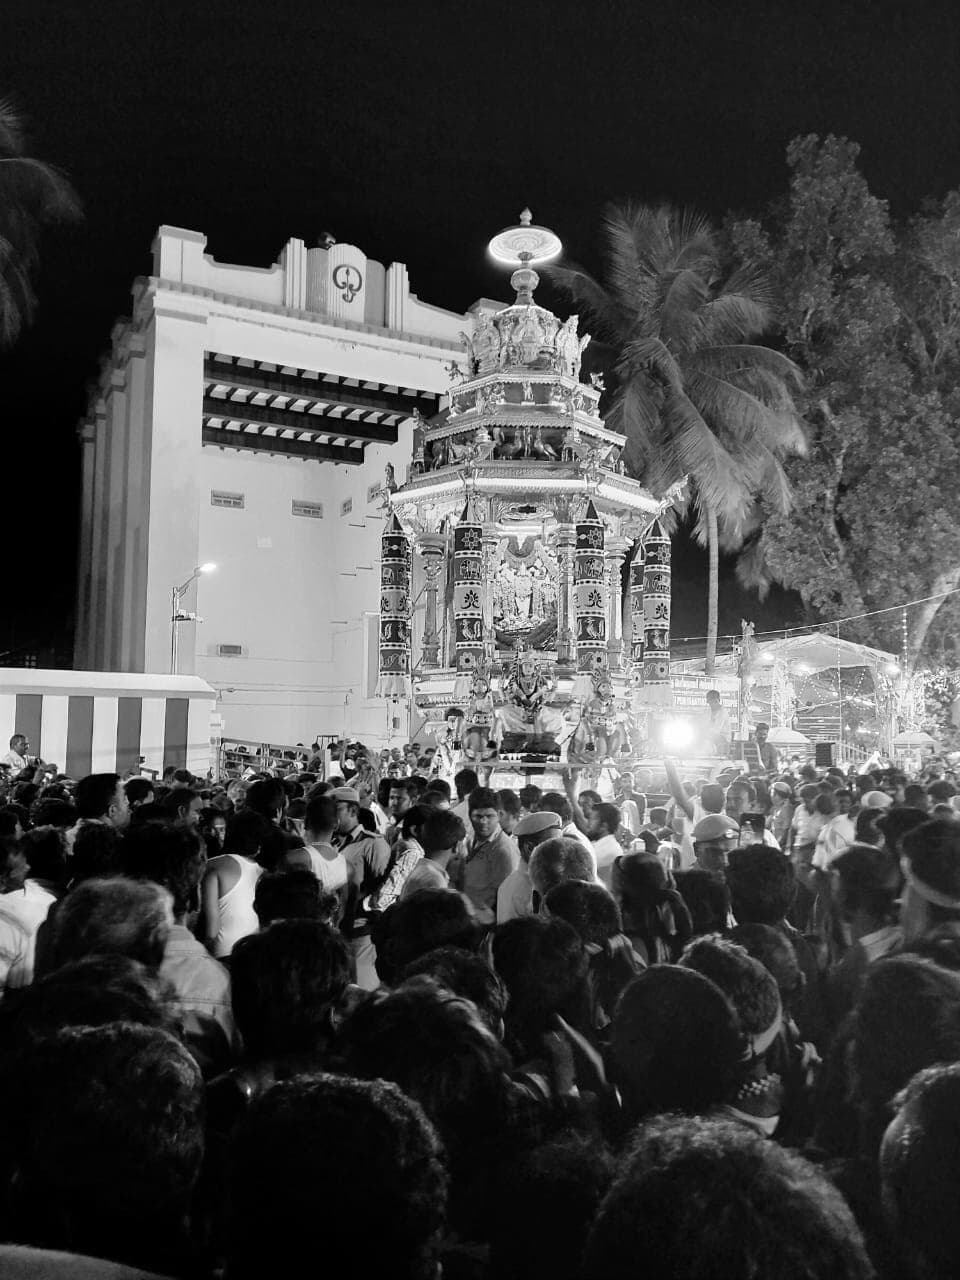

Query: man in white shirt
[[703, 690, 732, 756], [589, 802, 624, 887], [813, 788, 856, 870], [1, 734, 30, 775], [538, 791, 598, 878], [285, 793, 348, 898], [665, 758, 727, 869], [497, 811, 562, 922]]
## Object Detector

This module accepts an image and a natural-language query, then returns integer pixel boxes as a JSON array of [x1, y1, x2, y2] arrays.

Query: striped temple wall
[[0, 671, 217, 779]]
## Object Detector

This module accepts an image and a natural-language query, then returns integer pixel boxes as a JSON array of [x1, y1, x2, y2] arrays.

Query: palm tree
[[549, 204, 806, 673], [0, 98, 80, 347]]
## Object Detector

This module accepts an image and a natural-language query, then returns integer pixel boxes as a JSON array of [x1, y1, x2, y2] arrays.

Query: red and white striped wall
[[0, 670, 218, 779]]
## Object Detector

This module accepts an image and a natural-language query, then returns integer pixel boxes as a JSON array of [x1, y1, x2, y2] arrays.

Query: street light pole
[[170, 563, 217, 675]]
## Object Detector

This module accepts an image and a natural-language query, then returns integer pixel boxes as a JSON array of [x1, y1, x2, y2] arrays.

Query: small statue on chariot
[[568, 668, 628, 765], [460, 662, 500, 763], [495, 647, 563, 757]]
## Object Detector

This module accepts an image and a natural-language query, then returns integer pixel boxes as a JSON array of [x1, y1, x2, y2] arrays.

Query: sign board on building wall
[[670, 674, 741, 715]]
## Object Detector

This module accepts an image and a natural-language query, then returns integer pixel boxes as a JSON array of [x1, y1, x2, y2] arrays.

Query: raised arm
[[562, 768, 590, 835], [663, 757, 694, 822]]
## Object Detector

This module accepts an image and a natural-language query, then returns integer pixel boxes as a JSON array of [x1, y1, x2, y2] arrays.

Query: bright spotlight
[[661, 718, 696, 752], [759, 651, 776, 665], [884, 662, 900, 676], [198, 562, 217, 574]]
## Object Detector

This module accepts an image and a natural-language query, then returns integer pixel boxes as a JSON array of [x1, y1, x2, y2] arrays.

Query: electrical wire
[[673, 585, 960, 644]]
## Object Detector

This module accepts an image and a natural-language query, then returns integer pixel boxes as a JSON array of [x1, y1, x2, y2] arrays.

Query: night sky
[[3, 0, 959, 657]]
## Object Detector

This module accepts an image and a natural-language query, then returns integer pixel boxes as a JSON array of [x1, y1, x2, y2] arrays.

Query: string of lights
[[674, 585, 960, 645]]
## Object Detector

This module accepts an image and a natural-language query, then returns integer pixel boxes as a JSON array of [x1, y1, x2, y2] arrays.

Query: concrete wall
[[76, 225, 479, 750]]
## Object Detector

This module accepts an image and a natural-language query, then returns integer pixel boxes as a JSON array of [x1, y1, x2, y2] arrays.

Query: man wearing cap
[[862, 789, 895, 812], [496, 810, 561, 923], [333, 786, 391, 989], [690, 814, 740, 874], [665, 758, 726, 869]]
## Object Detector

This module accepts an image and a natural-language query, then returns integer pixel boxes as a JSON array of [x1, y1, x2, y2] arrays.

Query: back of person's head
[[124, 776, 154, 807], [879, 806, 930, 857], [497, 788, 521, 819], [854, 805, 885, 846], [303, 792, 336, 838], [725, 843, 796, 924], [882, 1063, 960, 1278], [0, 955, 168, 1050], [589, 802, 619, 837], [373, 889, 480, 985], [425, 777, 451, 801], [519, 784, 541, 812], [491, 915, 589, 1053], [29, 797, 76, 830], [19, 826, 66, 885], [51, 877, 172, 972], [5, 1023, 204, 1276], [902, 818, 960, 914], [230, 920, 350, 1060], [336, 977, 512, 1163], [612, 852, 694, 962], [155, 786, 192, 821], [223, 808, 278, 864], [728, 923, 802, 1008], [543, 880, 622, 946], [814, 791, 837, 817], [904, 783, 929, 809], [680, 934, 781, 1043], [227, 1074, 446, 1280], [539, 791, 572, 823], [609, 968, 742, 1123], [253, 868, 324, 927], [421, 808, 466, 854], [244, 776, 286, 821], [73, 772, 121, 821], [402, 946, 507, 1037], [120, 821, 205, 918], [832, 843, 900, 923], [700, 782, 725, 813], [70, 820, 123, 882], [528, 836, 594, 897], [400, 802, 430, 840], [488, 1133, 616, 1280], [582, 1114, 872, 1280], [454, 768, 478, 799], [853, 954, 960, 1155], [674, 868, 731, 935]]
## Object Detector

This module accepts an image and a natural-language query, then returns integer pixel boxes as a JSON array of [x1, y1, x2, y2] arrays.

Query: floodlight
[[661, 718, 696, 752]]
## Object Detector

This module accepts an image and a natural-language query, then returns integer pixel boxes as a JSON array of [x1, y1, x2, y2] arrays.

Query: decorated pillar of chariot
[[382, 210, 682, 776]]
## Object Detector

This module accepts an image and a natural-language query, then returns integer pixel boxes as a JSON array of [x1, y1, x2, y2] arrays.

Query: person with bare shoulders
[[200, 811, 268, 958]]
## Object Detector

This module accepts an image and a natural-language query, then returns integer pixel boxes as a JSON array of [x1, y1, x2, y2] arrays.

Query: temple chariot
[[376, 212, 684, 781]]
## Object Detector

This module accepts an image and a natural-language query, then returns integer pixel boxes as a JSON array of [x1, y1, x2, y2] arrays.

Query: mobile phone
[[739, 812, 766, 843]]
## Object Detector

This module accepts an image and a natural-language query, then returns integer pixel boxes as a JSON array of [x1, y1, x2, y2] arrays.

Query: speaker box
[[815, 742, 835, 768]]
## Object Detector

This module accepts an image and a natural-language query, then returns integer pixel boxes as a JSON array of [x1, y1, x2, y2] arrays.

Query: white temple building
[[75, 226, 489, 746]]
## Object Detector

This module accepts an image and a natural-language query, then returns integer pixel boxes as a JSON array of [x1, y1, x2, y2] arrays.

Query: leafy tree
[[727, 135, 960, 671], [549, 204, 805, 673], [0, 98, 80, 347]]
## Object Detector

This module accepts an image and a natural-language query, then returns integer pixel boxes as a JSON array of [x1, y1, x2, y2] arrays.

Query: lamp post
[[170, 563, 217, 675]]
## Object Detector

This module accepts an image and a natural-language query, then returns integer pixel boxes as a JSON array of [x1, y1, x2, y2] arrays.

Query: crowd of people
[[1, 729, 960, 1277]]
